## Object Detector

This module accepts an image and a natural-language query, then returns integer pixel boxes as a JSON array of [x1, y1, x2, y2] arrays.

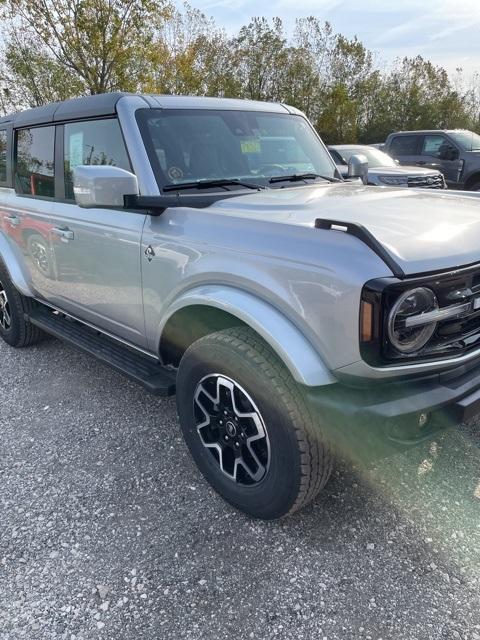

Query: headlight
[[387, 287, 438, 353], [378, 175, 408, 186]]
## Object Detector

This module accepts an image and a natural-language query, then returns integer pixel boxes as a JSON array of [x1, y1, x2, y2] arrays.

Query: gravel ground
[[1, 336, 480, 640]]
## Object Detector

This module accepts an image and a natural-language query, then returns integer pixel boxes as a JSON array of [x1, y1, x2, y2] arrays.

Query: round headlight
[[388, 287, 438, 353]]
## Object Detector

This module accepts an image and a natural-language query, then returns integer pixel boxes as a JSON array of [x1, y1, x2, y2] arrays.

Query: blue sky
[[190, 0, 480, 77]]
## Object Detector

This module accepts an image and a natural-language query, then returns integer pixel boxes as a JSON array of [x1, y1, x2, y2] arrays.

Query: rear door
[[387, 134, 422, 166], [48, 118, 147, 348], [2, 125, 57, 300]]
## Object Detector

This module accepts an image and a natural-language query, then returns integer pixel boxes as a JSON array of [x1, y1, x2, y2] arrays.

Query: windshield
[[333, 146, 396, 168], [448, 130, 480, 151], [136, 109, 338, 190]]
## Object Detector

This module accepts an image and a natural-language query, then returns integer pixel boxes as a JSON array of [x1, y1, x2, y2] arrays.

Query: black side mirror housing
[[439, 145, 459, 161]]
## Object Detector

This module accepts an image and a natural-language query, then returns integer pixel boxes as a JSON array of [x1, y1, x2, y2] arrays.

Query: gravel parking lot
[[1, 336, 480, 640]]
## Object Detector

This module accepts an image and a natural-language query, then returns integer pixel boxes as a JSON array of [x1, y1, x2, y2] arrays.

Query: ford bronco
[[1, 93, 480, 520]]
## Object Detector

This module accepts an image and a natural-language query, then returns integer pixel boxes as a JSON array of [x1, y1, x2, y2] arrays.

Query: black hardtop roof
[[0, 92, 295, 129], [0, 92, 137, 128]]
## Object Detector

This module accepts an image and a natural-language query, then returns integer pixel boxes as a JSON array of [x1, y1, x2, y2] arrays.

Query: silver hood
[[368, 165, 440, 177], [212, 182, 480, 276]]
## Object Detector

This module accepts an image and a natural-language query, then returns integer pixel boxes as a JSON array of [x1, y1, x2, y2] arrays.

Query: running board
[[25, 306, 176, 396]]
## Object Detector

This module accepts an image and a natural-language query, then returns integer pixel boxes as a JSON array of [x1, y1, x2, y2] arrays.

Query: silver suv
[[328, 144, 446, 188], [1, 93, 480, 520]]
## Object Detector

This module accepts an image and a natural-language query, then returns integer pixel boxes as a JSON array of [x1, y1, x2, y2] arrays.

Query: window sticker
[[69, 132, 84, 169], [240, 138, 261, 154]]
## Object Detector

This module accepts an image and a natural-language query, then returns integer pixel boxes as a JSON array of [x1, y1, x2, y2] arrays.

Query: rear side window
[[389, 135, 419, 156], [15, 126, 55, 197], [0, 130, 7, 183], [64, 119, 131, 200]]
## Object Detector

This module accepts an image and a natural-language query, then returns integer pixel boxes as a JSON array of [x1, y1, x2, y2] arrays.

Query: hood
[[368, 165, 440, 177], [211, 182, 480, 276]]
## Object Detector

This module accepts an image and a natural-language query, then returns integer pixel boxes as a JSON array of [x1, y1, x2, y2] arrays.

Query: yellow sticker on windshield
[[240, 138, 261, 154]]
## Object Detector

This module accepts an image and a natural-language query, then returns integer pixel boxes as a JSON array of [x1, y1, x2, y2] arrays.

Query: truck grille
[[407, 174, 445, 189]]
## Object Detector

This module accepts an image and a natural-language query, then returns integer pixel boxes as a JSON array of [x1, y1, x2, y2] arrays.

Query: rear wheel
[[0, 262, 43, 347], [176, 326, 332, 519]]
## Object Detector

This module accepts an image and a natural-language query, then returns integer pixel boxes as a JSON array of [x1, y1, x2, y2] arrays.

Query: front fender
[[0, 232, 34, 297], [158, 285, 336, 387]]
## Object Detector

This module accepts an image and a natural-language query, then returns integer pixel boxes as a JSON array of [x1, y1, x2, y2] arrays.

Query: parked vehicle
[[2, 94, 480, 520], [384, 129, 480, 190], [328, 144, 446, 188]]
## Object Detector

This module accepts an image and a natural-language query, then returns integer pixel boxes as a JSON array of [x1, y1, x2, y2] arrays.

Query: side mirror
[[439, 145, 459, 161], [347, 154, 369, 185], [73, 165, 139, 208]]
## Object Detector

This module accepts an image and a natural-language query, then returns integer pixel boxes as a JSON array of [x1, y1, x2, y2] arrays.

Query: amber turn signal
[[360, 300, 373, 342]]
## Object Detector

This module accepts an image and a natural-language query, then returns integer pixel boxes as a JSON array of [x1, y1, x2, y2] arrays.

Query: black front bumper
[[306, 360, 480, 461]]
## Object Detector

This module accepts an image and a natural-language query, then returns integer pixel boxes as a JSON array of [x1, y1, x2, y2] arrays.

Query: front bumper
[[306, 360, 480, 461]]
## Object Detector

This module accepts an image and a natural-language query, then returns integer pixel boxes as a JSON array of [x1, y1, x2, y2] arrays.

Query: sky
[[189, 0, 480, 78]]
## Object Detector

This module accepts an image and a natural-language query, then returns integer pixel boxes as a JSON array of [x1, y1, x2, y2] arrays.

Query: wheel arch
[[0, 233, 34, 297], [158, 286, 336, 387]]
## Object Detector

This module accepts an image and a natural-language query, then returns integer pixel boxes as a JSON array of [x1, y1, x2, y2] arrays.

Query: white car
[[329, 144, 446, 188]]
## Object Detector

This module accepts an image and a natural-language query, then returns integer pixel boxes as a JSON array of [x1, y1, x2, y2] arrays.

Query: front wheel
[[469, 179, 480, 192], [176, 327, 332, 519]]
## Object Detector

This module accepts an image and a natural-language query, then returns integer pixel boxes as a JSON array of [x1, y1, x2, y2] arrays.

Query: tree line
[[0, 0, 479, 143]]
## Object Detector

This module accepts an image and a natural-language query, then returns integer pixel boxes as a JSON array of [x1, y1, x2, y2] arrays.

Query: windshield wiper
[[269, 173, 341, 184], [163, 179, 265, 192]]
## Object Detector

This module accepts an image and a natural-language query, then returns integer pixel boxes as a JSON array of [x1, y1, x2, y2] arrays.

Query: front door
[[419, 134, 463, 186], [49, 202, 147, 347], [48, 118, 148, 348]]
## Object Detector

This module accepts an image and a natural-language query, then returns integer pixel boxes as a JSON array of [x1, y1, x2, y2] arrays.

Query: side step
[[26, 306, 176, 397]]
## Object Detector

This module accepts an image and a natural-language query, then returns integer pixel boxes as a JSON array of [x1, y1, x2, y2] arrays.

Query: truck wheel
[[469, 179, 480, 192], [176, 326, 332, 519], [0, 262, 43, 347]]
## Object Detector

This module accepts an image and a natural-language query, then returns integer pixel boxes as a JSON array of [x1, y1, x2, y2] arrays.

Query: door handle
[[52, 227, 74, 241], [5, 215, 21, 227]]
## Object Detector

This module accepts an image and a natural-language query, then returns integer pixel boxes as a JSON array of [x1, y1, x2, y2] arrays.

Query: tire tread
[[195, 326, 332, 516]]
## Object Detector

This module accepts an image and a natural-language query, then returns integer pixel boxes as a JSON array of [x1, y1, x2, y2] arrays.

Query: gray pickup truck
[[384, 129, 480, 190], [2, 93, 480, 520]]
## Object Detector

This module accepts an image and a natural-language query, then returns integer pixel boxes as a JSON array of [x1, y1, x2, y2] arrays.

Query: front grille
[[407, 174, 445, 189]]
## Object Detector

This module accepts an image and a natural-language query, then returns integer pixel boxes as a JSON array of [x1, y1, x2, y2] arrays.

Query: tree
[[0, 0, 171, 105], [229, 17, 290, 102]]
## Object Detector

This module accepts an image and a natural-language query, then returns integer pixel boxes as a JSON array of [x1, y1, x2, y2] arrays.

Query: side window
[[328, 149, 345, 165], [14, 126, 55, 197], [422, 135, 448, 157], [389, 135, 419, 157], [64, 119, 131, 200], [0, 130, 7, 183]]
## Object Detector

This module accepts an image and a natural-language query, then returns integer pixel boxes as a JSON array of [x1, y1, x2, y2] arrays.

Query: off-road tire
[[176, 326, 332, 519], [0, 261, 43, 347]]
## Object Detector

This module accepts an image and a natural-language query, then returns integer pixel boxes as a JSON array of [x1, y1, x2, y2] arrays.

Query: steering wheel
[[256, 163, 287, 177]]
